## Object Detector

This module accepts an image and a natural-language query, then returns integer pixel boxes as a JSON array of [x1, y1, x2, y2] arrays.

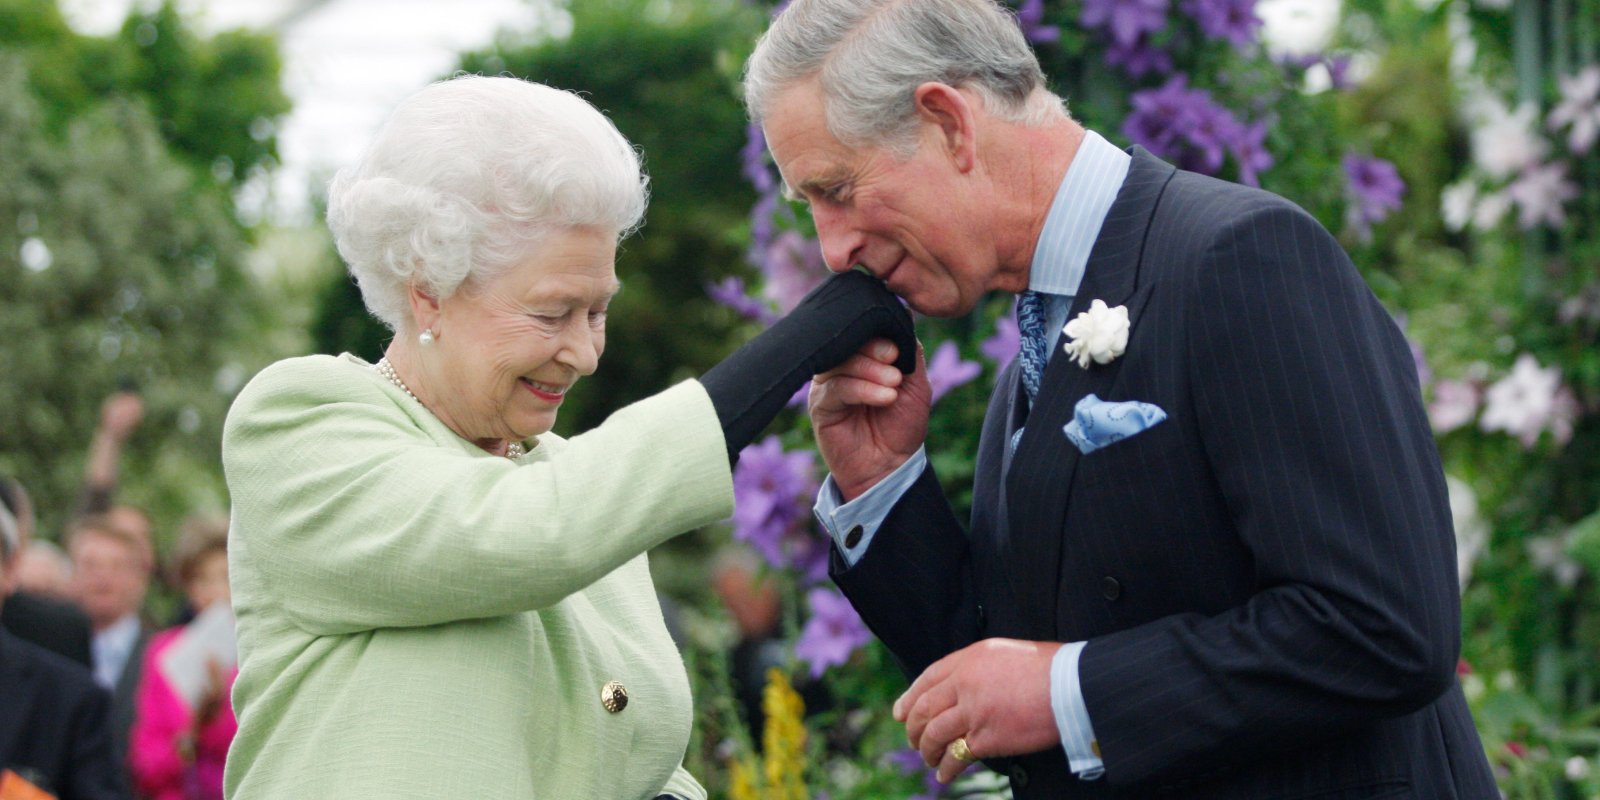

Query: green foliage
[[0, 1, 289, 546], [0, 0, 289, 187]]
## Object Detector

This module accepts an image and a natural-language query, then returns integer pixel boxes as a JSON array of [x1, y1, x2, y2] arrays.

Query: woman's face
[[421, 227, 619, 445], [185, 549, 230, 612]]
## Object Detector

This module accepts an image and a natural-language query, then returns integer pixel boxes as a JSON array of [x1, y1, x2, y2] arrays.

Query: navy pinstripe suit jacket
[[831, 148, 1499, 799]]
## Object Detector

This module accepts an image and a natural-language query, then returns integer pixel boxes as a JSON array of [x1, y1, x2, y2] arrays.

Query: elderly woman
[[221, 75, 913, 799]]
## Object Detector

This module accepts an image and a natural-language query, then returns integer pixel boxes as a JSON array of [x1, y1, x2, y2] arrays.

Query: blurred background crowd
[[1, 0, 1597, 797]]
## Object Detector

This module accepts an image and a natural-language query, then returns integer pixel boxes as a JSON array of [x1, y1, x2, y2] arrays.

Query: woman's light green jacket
[[221, 354, 732, 798]]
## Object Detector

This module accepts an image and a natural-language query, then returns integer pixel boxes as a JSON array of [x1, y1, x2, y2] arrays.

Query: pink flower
[[1479, 354, 1576, 448], [1507, 162, 1579, 230], [1547, 66, 1600, 155], [926, 341, 983, 404], [1429, 379, 1480, 433]]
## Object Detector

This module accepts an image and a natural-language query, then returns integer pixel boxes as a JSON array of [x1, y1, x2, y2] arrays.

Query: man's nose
[[811, 205, 861, 274]]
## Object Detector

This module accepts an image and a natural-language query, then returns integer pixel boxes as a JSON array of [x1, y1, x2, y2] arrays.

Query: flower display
[[980, 312, 1021, 374], [1343, 154, 1405, 239], [1181, 0, 1261, 50], [1547, 65, 1600, 155], [794, 588, 872, 678], [1080, 0, 1168, 48], [925, 341, 982, 404], [1479, 354, 1578, 448], [1506, 161, 1578, 230], [731, 437, 827, 581]]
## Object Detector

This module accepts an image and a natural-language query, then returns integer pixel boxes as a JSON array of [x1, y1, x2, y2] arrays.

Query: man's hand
[[895, 638, 1062, 784], [99, 391, 144, 442], [808, 339, 931, 500]]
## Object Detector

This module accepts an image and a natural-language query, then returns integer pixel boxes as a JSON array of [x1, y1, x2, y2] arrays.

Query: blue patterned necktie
[[1016, 289, 1049, 402]]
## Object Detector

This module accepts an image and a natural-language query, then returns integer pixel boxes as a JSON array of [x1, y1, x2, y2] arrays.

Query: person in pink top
[[128, 518, 235, 800]]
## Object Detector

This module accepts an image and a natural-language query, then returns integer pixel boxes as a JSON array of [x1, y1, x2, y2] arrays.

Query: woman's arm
[[225, 362, 732, 635]]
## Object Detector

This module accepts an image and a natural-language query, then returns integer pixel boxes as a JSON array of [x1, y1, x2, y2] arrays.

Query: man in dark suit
[[0, 477, 95, 668], [745, 0, 1497, 797], [65, 516, 152, 781], [0, 488, 128, 799]]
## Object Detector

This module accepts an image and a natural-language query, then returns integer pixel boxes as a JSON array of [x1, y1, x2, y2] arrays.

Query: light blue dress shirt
[[814, 130, 1131, 781]]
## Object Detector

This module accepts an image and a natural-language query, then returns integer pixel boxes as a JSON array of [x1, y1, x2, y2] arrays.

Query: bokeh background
[[2, 0, 1597, 796]]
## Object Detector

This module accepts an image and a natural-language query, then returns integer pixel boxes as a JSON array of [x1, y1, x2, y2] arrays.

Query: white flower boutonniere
[[1062, 299, 1129, 369]]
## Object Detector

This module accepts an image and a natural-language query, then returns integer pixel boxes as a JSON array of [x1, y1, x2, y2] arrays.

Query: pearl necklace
[[375, 357, 525, 459]]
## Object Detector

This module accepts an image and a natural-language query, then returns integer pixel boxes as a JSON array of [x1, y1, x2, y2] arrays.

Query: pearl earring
[[419, 329, 436, 346]]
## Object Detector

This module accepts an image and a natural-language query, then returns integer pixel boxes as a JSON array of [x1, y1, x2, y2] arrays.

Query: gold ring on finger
[[948, 736, 976, 763]]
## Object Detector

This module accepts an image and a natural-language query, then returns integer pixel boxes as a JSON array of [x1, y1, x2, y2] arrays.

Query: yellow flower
[[762, 668, 808, 800]]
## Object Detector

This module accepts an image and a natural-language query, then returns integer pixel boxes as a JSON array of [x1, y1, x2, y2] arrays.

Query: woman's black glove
[[700, 270, 917, 462]]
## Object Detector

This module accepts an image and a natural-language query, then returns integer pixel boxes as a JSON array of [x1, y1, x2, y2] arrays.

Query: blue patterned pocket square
[[1063, 394, 1167, 455]]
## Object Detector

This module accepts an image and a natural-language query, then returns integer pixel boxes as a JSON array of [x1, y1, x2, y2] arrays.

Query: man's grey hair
[[327, 75, 649, 332], [0, 501, 17, 563], [744, 0, 1065, 156]]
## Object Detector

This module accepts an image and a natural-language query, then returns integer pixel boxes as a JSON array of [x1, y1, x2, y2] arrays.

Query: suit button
[[1009, 764, 1030, 788], [844, 525, 864, 549], [601, 680, 628, 713], [1101, 577, 1122, 601]]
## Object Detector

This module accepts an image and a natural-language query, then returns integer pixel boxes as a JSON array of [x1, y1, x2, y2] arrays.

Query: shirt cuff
[[812, 447, 928, 566], [1050, 641, 1105, 780]]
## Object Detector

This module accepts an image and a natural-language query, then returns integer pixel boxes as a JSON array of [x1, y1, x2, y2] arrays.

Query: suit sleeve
[[657, 764, 706, 800], [1078, 203, 1460, 786], [829, 465, 980, 680], [222, 361, 733, 635], [64, 682, 129, 800]]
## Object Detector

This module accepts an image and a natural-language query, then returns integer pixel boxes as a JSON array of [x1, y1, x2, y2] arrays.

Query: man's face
[[763, 79, 1003, 317], [70, 532, 148, 629]]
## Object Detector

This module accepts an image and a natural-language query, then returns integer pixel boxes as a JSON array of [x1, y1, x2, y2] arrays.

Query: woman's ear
[[406, 280, 443, 336]]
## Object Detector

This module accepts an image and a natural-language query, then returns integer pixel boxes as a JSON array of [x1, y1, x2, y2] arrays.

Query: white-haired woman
[[221, 75, 914, 799]]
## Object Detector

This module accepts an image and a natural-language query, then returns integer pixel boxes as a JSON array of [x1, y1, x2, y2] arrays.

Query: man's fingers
[[812, 375, 899, 410], [916, 698, 969, 768], [813, 348, 904, 387], [905, 681, 958, 755], [935, 744, 978, 785]]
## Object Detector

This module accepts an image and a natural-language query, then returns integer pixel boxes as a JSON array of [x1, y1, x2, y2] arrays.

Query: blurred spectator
[[0, 476, 94, 668], [130, 517, 236, 800], [1, 482, 130, 799], [711, 548, 788, 734], [16, 539, 74, 599], [69, 515, 153, 778]]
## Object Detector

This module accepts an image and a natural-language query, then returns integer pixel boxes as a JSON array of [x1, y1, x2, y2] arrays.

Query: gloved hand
[[700, 270, 917, 462]]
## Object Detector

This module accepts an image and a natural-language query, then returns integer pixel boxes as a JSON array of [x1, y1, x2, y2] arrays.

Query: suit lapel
[[0, 633, 37, 762], [1004, 148, 1176, 637]]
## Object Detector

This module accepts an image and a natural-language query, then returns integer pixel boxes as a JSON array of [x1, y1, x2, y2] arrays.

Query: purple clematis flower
[[1081, 0, 1168, 48], [707, 276, 776, 324], [889, 748, 944, 800], [731, 437, 825, 580], [1125, 76, 1257, 177], [741, 122, 775, 194], [981, 312, 1021, 374], [926, 340, 983, 404], [1231, 119, 1274, 187], [1343, 153, 1405, 239], [1181, 0, 1262, 50], [1014, 0, 1061, 44], [795, 587, 873, 677], [760, 230, 828, 314], [1104, 36, 1174, 78]]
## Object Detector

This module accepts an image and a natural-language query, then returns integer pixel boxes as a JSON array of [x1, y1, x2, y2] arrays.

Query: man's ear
[[406, 280, 442, 335], [912, 82, 978, 172]]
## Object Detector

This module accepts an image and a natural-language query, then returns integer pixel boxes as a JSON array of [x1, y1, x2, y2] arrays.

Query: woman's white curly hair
[[327, 75, 649, 332]]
